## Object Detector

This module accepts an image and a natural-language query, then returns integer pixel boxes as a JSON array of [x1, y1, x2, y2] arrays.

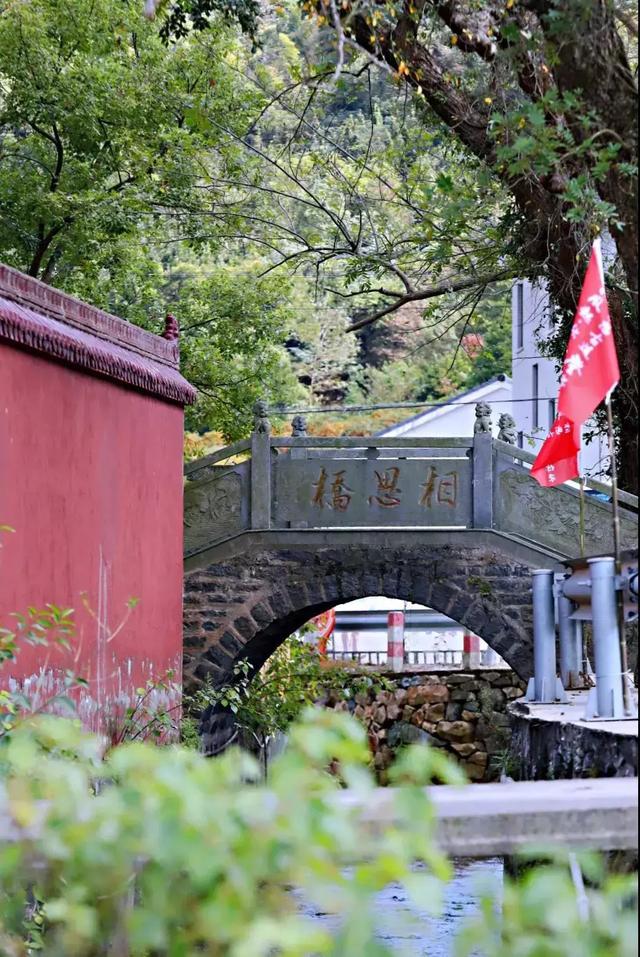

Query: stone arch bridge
[[183, 418, 638, 705]]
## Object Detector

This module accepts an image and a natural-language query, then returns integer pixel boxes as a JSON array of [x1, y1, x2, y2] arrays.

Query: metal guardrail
[[328, 650, 388, 666], [326, 650, 504, 668]]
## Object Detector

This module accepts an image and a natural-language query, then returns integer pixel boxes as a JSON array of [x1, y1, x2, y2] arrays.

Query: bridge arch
[[183, 427, 638, 752], [183, 538, 536, 696], [184, 429, 637, 695]]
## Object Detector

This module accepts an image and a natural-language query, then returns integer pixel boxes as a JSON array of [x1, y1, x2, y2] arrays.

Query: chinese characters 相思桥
[[310, 465, 458, 511]]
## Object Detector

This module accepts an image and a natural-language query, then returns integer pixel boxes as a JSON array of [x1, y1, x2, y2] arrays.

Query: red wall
[[0, 346, 184, 737]]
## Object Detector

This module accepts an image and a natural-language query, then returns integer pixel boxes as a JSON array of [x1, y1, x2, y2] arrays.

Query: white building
[[381, 375, 512, 439], [374, 279, 611, 481]]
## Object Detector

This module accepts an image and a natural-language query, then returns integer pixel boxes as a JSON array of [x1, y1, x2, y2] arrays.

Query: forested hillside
[[0, 0, 556, 445]]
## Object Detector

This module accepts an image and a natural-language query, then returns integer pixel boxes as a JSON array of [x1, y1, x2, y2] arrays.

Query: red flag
[[531, 414, 580, 487], [557, 238, 620, 422], [531, 238, 620, 487]]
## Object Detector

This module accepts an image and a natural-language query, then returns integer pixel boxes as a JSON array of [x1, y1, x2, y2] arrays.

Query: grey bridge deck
[[184, 431, 637, 569]]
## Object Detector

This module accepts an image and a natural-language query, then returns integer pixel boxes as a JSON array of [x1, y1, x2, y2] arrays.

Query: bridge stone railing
[[184, 406, 638, 562]]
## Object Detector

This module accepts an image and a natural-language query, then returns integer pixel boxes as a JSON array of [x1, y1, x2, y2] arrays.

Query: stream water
[[295, 857, 503, 955]]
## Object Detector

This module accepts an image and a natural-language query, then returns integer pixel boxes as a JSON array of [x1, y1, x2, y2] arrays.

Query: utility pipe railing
[[526, 557, 638, 719], [556, 584, 587, 691], [583, 557, 635, 721], [525, 570, 568, 704]]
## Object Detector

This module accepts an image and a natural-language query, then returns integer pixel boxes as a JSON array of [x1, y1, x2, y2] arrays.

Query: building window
[[516, 283, 524, 350], [548, 398, 556, 427], [532, 363, 539, 429], [517, 431, 524, 449]]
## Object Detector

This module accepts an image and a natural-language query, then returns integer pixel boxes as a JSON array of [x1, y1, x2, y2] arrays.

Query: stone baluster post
[[250, 399, 271, 530], [472, 402, 493, 529], [290, 415, 307, 462]]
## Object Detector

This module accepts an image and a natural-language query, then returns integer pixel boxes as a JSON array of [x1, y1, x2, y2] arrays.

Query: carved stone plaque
[[273, 456, 472, 529]]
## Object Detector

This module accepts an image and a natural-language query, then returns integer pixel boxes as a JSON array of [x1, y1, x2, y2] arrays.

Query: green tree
[[77, 249, 307, 437], [164, 0, 638, 489], [311, 0, 639, 489], [187, 635, 391, 754], [0, 0, 251, 281], [0, 0, 310, 437]]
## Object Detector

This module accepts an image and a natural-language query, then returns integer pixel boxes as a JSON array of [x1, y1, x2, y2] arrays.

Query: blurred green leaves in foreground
[[0, 708, 636, 956]]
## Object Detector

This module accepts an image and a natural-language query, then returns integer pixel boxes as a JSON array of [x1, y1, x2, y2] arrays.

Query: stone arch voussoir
[[183, 544, 534, 696]]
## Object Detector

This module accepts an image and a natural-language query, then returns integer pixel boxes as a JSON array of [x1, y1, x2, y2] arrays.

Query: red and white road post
[[387, 611, 405, 672], [462, 632, 481, 669]]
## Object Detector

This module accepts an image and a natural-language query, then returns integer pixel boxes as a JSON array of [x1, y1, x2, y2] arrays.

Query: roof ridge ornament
[[163, 313, 179, 341]]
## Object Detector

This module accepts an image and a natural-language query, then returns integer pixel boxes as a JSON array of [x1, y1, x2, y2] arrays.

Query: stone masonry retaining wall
[[321, 668, 527, 783], [508, 699, 638, 780]]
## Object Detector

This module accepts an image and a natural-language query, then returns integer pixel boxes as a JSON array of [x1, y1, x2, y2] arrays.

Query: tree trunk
[[336, 0, 638, 490]]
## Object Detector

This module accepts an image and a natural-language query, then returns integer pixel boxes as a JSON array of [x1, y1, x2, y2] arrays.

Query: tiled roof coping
[[0, 263, 197, 405]]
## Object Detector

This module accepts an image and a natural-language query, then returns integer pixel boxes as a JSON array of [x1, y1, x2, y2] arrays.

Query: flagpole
[[578, 478, 585, 558], [605, 391, 631, 713], [578, 445, 585, 558]]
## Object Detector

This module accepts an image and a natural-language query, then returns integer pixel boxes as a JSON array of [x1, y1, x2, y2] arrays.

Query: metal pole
[[585, 557, 624, 719], [557, 583, 584, 690], [578, 476, 586, 558], [525, 570, 566, 703], [605, 395, 631, 714]]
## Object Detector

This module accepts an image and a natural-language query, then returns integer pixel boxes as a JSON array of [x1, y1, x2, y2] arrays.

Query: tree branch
[[614, 6, 638, 37], [346, 271, 510, 331]]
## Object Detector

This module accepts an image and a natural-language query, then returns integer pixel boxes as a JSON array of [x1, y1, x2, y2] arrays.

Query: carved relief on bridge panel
[[495, 467, 638, 556], [183, 468, 247, 555]]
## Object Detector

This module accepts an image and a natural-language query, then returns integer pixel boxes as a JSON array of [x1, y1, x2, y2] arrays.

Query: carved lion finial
[[253, 398, 271, 435], [474, 401, 492, 434], [163, 314, 179, 341], [291, 414, 307, 437], [497, 412, 517, 445]]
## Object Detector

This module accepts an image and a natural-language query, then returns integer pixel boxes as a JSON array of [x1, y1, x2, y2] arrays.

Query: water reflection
[[296, 857, 503, 955]]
